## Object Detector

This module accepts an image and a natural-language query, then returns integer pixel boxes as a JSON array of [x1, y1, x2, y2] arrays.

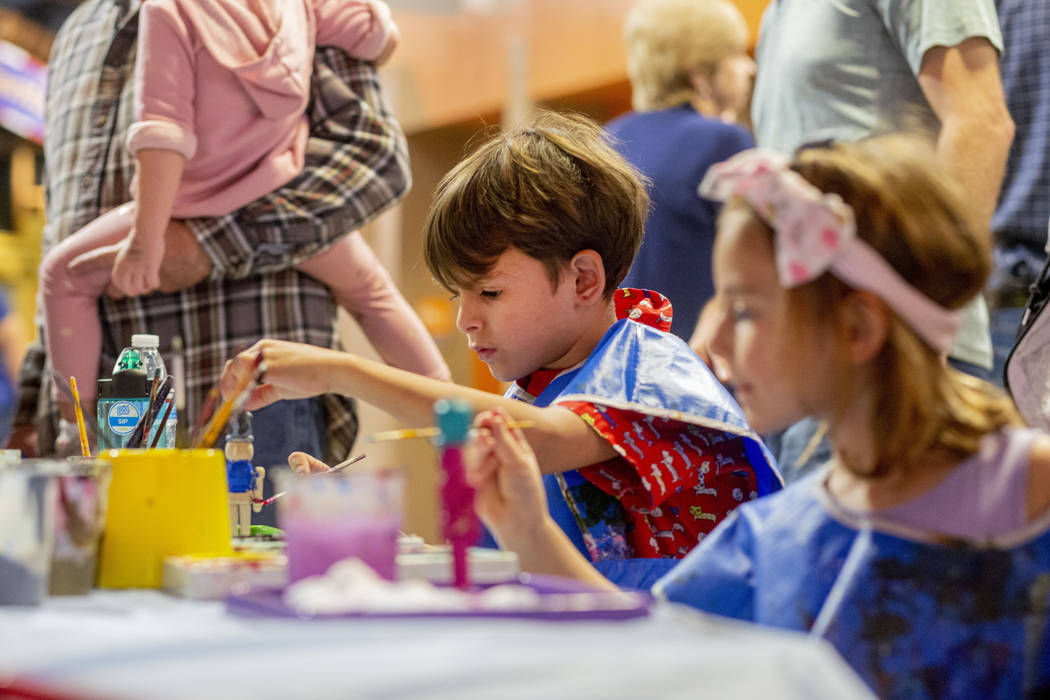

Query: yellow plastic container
[[97, 449, 231, 588]]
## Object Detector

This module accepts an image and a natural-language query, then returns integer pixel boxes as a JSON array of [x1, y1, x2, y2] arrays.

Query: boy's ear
[[568, 250, 606, 305], [842, 290, 889, 364]]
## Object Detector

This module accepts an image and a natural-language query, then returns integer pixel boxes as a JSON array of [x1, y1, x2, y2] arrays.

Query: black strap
[[1003, 253, 1050, 391]]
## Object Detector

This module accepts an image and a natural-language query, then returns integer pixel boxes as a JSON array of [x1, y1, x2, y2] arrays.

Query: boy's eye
[[480, 290, 502, 299], [448, 293, 460, 302]]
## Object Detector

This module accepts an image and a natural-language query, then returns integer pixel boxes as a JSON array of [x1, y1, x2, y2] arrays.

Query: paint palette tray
[[163, 552, 287, 600], [397, 547, 519, 585], [226, 572, 651, 621]]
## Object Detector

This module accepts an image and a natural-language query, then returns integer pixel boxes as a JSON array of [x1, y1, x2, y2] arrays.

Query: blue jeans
[[989, 306, 1026, 388], [219, 397, 329, 528], [0, 403, 13, 448], [948, 356, 994, 383]]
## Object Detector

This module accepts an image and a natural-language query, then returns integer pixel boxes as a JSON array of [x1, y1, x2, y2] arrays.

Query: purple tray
[[225, 573, 651, 621]]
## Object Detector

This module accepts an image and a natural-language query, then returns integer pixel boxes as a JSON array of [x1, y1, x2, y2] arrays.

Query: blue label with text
[[107, 401, 143, 435]]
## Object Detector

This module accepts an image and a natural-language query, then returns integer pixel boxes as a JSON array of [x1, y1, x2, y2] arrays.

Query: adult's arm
[[918, 36, 1015, 226], [221, 339, 618, 474]]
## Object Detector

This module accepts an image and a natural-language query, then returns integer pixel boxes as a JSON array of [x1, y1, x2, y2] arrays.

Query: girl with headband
[[468, 136, 1050, 697]]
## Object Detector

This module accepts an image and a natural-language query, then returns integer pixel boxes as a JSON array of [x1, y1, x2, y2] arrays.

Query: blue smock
[[656, 470, 1050, 698]]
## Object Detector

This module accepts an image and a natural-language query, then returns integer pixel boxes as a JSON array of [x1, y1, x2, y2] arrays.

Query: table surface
[[0, 590, 875, 700]]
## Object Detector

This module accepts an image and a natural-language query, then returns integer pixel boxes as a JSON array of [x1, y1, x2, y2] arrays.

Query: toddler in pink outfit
[[40, 0, 449, 426]]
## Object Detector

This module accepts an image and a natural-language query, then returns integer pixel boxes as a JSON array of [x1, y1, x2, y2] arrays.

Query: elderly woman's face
[[712, 45, 755, 121]]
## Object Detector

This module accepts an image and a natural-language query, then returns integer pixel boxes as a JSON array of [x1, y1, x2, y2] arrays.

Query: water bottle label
[[108, 401, 142, 435]]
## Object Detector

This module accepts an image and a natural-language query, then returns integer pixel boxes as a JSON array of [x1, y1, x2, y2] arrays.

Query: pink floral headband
[[699, 149, 961, 354]]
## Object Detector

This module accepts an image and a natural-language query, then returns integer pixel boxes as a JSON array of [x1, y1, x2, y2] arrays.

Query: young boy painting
[[220, 111, 780, 588]]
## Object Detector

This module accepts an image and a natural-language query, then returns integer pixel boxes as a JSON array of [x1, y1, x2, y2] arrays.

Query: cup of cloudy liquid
[[276, 466, 403, 582]]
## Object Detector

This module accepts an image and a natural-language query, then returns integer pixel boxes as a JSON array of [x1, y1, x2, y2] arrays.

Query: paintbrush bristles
[[193, 354, 265, 449], [190, 387, 220, 446], [327, 453, 367, 473]]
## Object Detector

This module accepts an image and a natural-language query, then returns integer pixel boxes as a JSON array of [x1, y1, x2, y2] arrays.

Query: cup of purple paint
[[276, 466, 403, 583]]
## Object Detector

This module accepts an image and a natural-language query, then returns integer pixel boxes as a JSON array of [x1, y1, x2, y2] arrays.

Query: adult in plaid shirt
[[12, 0, 412, 469]]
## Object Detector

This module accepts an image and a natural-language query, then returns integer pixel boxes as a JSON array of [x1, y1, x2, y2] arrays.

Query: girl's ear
[[569, 250, 606, 306], [842, 290, 890, 364]]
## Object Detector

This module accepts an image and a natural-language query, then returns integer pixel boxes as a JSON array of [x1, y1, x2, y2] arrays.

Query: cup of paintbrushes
[[125, 375, 173, 449]]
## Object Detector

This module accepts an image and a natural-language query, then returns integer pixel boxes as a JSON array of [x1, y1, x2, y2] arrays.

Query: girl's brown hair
[[750, 135, 1020, 474]]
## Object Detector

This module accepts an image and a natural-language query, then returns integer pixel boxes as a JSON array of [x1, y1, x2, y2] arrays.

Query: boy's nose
[[456, 301, 480, 333]]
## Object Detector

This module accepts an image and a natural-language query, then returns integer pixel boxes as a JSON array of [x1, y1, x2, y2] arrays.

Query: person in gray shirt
[[750, 0, 1014, 480]]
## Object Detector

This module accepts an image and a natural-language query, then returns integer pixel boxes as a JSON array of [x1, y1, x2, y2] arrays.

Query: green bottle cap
[[116, 348, 143, 371]]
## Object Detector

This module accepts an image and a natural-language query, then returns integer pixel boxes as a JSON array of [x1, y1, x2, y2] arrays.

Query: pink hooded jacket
[[126, 0, 394, 217]]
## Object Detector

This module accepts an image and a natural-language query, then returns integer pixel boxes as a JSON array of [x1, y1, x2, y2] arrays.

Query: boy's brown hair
[[423, 110, 649, 296]]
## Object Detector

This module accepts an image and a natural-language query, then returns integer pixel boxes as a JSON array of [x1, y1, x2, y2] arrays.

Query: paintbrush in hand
[[193, 353, 265, 449], [369, 421, 535, 442], [255, 453, 368, 507]]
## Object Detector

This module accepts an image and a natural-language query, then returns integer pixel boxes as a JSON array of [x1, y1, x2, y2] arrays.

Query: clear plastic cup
[[276, 467, 403, 582], [0, 470, 56, 605], [21, 458, 112, 595]]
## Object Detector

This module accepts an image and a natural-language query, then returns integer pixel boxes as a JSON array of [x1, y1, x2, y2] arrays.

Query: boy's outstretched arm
[[468, 410, 617, 590], [220, 339, 618, 473]]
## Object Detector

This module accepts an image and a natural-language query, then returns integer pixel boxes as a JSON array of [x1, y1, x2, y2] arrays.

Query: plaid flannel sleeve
[[186, 48, 411, 279]]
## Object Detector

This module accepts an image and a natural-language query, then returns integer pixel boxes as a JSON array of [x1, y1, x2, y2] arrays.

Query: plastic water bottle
[[114, 334, 177, 448], [96, 367, 148, 449], [133, 334, 177, 448]]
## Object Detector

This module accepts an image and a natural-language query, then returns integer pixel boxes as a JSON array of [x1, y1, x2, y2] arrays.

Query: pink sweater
[[127, 0, 395, 218]]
